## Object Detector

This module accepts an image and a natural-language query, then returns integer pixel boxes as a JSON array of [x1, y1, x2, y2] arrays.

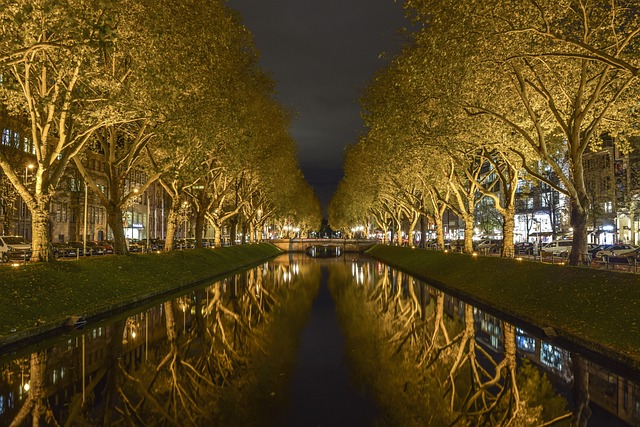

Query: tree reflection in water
[[331, 261, 572, 426], [1, 257, 635, 426], [2, 261, 309, 426]]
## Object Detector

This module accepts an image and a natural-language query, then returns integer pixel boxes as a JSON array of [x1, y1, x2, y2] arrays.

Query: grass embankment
[[367, 245, 640, 368], [0, 244, 282, 347]]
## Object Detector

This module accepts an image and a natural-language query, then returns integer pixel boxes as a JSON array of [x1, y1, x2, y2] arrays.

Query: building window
[[540, 195, 548, 208], [2, 129, 10, 145], [604, 202, 613, 213]]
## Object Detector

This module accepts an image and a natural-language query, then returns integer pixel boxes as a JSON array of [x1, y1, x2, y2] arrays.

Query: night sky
[[226, 0, 408, 212]]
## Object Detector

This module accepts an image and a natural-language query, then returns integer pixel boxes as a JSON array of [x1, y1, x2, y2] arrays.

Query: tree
[[0, 0, 124, 261], [405, 0, 640, 264]]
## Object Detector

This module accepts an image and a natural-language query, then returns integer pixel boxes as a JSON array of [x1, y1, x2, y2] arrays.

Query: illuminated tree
[[404, 0, 640, 264], [0, 0, 123, 260]]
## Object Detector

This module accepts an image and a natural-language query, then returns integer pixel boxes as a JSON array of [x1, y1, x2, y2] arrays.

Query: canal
[[0, 253, 636, 426]]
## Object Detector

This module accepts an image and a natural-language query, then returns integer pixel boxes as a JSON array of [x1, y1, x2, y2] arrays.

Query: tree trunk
[[435, 213, 445, 250], [248, 224, 255, 243], [30, 201, 53, 262], [106, 203, 127, 255], [571, 352, 591, 427], [241, 221, 247, 244], [164, 202, 179, 252], [419, 215, 426, 248], [213, 224, 222, 247], [230, 220, 237, 245], [569, 193, 589, 265], [9, 351, 49, 427], [503, 323, 520, 417], [502, 206, 515, 257], [164, 301, 179, 346], [195, 210, 206, 248], [463, 215, 474, 253]]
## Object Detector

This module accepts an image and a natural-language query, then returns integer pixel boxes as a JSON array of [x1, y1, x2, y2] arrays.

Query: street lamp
[[146, 193, 150, 252], [83, 181, 88, 256], [182, 201, 189, 242]]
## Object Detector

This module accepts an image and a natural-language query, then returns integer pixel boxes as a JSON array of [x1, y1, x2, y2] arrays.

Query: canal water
[[0, 253, 637, 426]]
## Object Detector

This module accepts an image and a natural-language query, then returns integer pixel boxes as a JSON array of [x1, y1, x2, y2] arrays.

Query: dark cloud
[[227, 0, 408, 211]]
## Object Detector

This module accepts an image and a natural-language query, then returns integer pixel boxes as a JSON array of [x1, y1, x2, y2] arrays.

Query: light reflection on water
[[0, 253, 636, 426]]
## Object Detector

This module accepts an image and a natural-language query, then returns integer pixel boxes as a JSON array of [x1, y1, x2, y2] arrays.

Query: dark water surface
[[283, 266, 379, 427], [0, 253, 637, 426]]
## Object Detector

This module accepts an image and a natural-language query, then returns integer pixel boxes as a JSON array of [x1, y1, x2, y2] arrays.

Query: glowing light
[[23, 383, 30, 392], [472, 252, 478, 257]]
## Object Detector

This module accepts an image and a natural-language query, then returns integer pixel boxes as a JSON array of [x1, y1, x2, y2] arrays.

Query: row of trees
[[329, 0, 640, 265], [0, 0, 321, 261]]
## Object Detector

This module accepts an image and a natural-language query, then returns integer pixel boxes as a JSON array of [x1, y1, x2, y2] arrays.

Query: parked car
[[601, 246, 640, 264], [173, 239, 196, 250], [476, 239, 503, 253], [128, 239, 144, 252], [51, 242, 77, 258], [148, 239, 165, 251], [514, 242, 535, 255], [85, 241, 106, 255], [66, 241, 93, 256], [587, 244, 611, 258], [594, 244, 637, 260], [95, 241, 114, 254], [0, 235, 32, 262], [540, 240, 573, 257]]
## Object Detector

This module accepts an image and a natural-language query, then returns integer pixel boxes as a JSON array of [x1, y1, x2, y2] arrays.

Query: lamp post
[[182, 201, 189, 242], [146, 193, 150, 252], [83, 181, 88, 256], [161, 191, 165, 240]]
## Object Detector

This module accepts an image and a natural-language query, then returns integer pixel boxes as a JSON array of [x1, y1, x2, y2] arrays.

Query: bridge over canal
[[270, 238, 379, 253]]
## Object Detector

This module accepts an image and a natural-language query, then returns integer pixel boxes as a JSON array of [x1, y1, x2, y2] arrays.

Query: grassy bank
[[0, 244, 282, 346], [367, 245, 640, 368]]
